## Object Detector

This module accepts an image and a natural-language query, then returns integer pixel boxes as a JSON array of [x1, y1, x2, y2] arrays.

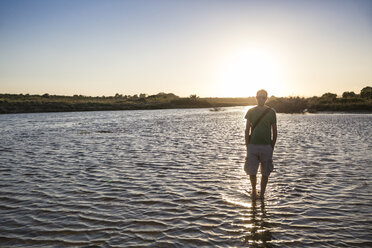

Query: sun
[[215, 48, 284, 97]]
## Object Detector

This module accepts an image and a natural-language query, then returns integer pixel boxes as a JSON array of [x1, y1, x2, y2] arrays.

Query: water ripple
[[0, 109, 371, 247]]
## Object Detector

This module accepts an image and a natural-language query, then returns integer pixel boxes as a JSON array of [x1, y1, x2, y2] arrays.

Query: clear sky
[[0, 0, 371, 97]]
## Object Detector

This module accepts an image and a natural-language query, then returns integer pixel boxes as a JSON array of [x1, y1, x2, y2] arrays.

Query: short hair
[[256, 89, 268, 98]]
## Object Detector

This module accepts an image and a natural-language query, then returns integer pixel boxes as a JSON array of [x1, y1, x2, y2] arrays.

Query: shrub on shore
[[266, 97, 308, 113]]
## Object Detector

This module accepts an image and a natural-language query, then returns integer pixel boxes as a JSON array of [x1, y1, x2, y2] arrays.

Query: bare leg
[[249, 175, 257, 198], [260, 175, 269, 198]]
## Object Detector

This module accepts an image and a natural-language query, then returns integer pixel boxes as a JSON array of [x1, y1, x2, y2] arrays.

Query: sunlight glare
[[216, 48, 284, 97]]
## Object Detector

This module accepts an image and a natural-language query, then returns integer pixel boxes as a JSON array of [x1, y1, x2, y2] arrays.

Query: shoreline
[[1, 92, 371, 115]]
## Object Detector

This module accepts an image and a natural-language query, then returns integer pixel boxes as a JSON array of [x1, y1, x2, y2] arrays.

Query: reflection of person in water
[[243, 200, 272, 245], [244, 89, 277, 199]]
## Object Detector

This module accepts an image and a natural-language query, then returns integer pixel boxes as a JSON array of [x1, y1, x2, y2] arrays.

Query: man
[[244, 89, 277, 200]]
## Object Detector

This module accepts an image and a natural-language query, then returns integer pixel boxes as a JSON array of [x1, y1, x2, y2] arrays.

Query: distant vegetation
[[0, 93, 212, 114], [0, 87, 371, 114], [266, 86, 372, 113]]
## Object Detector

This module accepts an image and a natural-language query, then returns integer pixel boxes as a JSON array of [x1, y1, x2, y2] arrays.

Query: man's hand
[[271, 123, 277, 151]]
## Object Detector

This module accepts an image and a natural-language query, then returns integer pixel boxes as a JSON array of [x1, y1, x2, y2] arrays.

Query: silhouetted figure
[[244, 89, 277, 200]]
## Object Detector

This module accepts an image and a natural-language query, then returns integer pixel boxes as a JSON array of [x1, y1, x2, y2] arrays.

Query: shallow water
[[0, 107, 371, 247]]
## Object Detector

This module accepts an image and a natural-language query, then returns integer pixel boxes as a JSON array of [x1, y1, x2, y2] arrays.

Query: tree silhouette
[[361, 86, 372, 99]]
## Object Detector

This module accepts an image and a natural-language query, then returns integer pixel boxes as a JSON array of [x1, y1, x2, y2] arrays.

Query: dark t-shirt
[[245, 106, 276, 145]]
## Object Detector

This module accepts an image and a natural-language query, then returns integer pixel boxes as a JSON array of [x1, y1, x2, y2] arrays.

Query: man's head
[[256, 89, 268, 106]]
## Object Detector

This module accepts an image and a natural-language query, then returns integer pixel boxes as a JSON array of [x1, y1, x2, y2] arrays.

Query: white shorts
[[244, 144, 273, 177]]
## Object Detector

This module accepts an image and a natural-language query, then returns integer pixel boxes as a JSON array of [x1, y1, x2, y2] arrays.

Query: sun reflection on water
[[222, 177, 274, 246], [242, 199, 273, 246]]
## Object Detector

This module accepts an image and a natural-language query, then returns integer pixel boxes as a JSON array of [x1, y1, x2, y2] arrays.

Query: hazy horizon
[[1, 0, 371, 97]]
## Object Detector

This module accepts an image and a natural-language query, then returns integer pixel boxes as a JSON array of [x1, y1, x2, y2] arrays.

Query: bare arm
[[271, 123, 277, 150], [245, 119, 251, 146]]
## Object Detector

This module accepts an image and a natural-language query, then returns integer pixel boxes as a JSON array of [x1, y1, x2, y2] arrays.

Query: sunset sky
[[0, 0, 371, 97]]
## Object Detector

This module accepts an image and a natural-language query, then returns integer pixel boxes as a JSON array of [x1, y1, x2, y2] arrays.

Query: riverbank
[[0, 93, 213, 114], [1, 89, 371, 114]]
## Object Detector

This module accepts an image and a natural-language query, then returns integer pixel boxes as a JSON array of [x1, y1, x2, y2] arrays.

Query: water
[[0, 107, 371, 247]]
